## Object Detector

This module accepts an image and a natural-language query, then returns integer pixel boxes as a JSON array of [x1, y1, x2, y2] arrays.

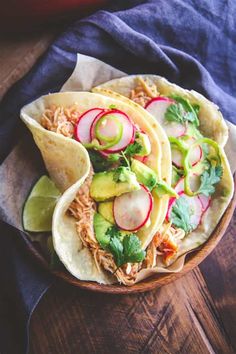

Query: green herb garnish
[[124, 141, 142, 157], [165, 95, 199, 127], [170, 196, 194, 233], [88, 150, 115, 172], [105, 226, 145, 267], [123, 234, 146, 264], [113, 166, 133, 183], [105, 225, 122, 239], [198, 165, 223, 196], [109, 236, 124, 267]]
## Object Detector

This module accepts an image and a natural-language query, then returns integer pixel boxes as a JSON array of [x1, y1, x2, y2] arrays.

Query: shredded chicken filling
[[41, 104, 184, 285], [41, 106, 141, 285], [145, 223, 185, 268], [130, 77, 159, 107]]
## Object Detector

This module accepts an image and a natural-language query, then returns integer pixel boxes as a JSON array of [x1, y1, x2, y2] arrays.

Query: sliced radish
[[173, 174, 201, 195], [90, 109, 135, 153], [166, 197, 177, 221], [75, 108, 104, 144], [134, 155, 148, 163], [183, 136, 202, 166], [174, 177, 184, 193], [171, 136, 202, 168], [145, 97, 186, 138], [113, 184, 153, 232], [145, 96, 174, 114], [198, 194, 211, 212], [166, 178, 184, 219], [165, 122, 187, 138], [167, 192, 202, 229]]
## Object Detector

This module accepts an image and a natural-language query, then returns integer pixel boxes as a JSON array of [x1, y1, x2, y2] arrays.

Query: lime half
[[23, 175, 61, 232]]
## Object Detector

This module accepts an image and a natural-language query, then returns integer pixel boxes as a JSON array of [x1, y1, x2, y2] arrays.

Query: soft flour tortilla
[[21, 91, 172, 284], [94, 75, 234, 276], [95, 75, 229, 147]]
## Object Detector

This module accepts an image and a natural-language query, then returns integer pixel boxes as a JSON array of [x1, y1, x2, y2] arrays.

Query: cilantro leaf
[[113, 166, 133, 183], [109, 104, 117, 110], [106, 228, 145, 267], [88, 150, 114, 172], [107, 153, 120, 162], [105, 225, 122, 239], [123, 234, 146, 263], [198, 165, 223, 196], [109, 236, 124, 267], [165, 95, 200, 126], [170, 196, 194, 233], [124, 141, 142, 157], [165, 103, 185, 124]]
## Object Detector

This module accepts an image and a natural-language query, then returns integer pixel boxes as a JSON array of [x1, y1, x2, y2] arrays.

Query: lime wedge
[[23, 175, 61, 232]]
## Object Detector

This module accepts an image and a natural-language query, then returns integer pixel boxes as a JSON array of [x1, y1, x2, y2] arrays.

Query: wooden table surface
[[0, 32, 235, 354]]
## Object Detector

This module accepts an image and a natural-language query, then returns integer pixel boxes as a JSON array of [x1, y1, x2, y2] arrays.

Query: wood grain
[[0, 32, 55, 99], [0, 33, 235, 354]]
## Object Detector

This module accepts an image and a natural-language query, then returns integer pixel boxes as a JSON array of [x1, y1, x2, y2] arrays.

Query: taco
[[93, 75, 234, 278], [21, 91, 175, 285]]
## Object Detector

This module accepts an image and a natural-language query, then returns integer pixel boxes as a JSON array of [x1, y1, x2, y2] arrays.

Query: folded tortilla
[[20, 91, 172, 284], [93, 75, 234, 278]]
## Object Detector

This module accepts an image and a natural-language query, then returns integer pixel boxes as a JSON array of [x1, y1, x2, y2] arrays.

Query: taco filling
[[129, 77, 224, 265], [21, 84, 233, 286], [37, 98, 174, 284], [94, 75, 233, 271]]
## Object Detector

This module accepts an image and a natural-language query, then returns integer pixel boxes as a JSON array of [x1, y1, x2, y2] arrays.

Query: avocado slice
[[93, 213, 113, 249], [90, 168, 140, 202], [131, 158, 157, 190], [135, 132, 151, 156], [98, 201, 115, 224], [153, 181, 178, 198]]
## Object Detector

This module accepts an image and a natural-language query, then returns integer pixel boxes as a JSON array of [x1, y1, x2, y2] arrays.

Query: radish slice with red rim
[[145, 96, 174, 115], [183, 136, 202, 166], [134, 155, 148, 163], [166, 197, 177, 221], [145, 97, 186, 138], [171, 136, 202, 168], [174, 177, 184, 193], [113, 184, 153, 232], [198, 194, 211, 212], [165, 122, 187, 138], [75, 108, 104, 144], [91, 109, 135, 153]]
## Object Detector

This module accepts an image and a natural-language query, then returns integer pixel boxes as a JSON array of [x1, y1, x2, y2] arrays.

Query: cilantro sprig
[[105, 226, 145, 267], [165, 95, 200, 127], [112, 166, 134, 183], [198, 165, 223, 196], [124, 141, 142, 157], [88, 150, 116, 172], [106, 141, 143, 170], [170, 195, 194, 233]]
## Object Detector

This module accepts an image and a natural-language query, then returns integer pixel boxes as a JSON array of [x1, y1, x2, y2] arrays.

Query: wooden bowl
[[23, 177, 236, 294]]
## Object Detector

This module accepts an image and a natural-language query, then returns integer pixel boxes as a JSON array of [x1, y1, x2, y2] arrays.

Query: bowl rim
[[20, 176, 236, 294]]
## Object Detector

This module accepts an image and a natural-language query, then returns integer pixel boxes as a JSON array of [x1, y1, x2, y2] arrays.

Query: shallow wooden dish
[[23, 177, 236, 294]]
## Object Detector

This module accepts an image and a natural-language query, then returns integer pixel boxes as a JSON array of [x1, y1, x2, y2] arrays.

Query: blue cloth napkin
[[0, 1, 235, 353]]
